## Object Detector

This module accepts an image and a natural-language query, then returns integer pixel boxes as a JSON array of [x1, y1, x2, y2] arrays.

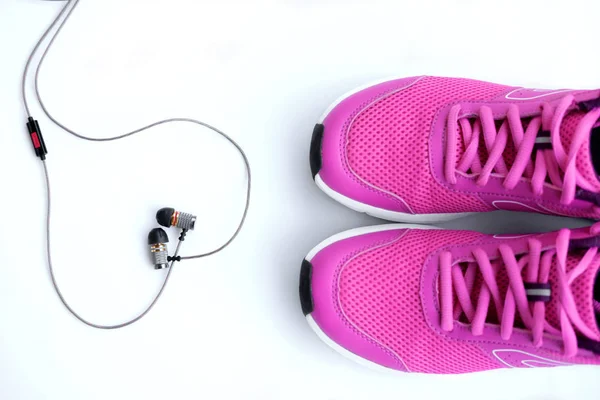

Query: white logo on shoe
[[505, 88, 574, 100], [492, 349, 571, 368], [491, 200, 545, 213], [492, 234, 533, 239]]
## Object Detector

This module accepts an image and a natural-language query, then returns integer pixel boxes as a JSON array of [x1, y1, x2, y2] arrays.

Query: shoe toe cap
[[301, 227, 410, 371], [314, 77, 423, 214]]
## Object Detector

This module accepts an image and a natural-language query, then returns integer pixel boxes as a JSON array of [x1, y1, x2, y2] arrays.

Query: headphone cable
[[22, 0, 252, 329]]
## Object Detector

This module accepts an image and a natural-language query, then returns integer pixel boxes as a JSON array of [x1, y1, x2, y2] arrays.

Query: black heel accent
[[299, 259, 314, 315], [309, 124, 324, 179]]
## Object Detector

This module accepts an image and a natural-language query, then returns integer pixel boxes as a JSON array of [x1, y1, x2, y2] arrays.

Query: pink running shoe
[[300, 224, 600, 374], [310, 76, 600, 222]]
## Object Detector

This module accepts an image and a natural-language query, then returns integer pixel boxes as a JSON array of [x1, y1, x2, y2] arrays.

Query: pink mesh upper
[[335, 229, 600, 373], [338, 229, 501, 374], [343, 76, 600, 213], [345, 77, 512, 214]]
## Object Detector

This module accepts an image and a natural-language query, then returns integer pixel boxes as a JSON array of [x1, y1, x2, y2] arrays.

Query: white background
[[1, 0, 599, 399]]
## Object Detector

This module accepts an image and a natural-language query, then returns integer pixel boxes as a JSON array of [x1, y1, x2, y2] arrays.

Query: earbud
[[148, 228, 170, 269], [149, 208, 196, 269], [156, 207, 196, 231]]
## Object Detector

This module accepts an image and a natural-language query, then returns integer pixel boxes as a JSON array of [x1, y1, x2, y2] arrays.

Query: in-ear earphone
[[22, 0, 251, 329], [156, 208, 197, 231], [148, 208, 197, 268], [148, 227, 170, 270]]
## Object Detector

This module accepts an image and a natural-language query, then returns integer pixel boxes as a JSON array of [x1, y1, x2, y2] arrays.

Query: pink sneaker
[[300, 224, 600, 374], [310, 76, 600, 222]]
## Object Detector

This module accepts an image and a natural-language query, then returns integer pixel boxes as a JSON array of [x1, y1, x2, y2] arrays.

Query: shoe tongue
[[544, 252, 600, 340]]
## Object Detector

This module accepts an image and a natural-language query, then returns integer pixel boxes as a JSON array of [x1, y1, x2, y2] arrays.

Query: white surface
[[306, 314, 401, 373], [317, 75, 407, 123], [0, 0, 599, 399]]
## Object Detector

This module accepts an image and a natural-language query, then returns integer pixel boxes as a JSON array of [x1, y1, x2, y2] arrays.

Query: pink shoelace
[[439, 226, 600, 357], [445, 95, 600, 206]]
